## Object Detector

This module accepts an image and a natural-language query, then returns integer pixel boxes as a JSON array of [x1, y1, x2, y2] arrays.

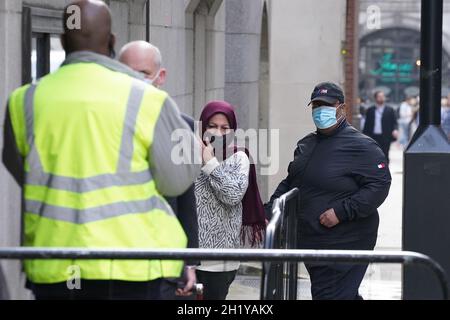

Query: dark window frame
[[21, 6, 64, 85], [359, 27, 450, 103]]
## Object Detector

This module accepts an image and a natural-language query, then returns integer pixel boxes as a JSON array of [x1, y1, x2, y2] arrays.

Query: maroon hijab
[[200, 101, 266, 247]]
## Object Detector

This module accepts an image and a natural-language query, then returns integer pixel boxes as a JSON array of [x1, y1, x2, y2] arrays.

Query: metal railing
[[260, 188, 449, 300], [0, 247, 448, 300], [261, 188, 299, 300], [0, 190, 448, 300]]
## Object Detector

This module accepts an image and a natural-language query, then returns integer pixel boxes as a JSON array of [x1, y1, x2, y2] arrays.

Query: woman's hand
[[202, 138, 215, 165]]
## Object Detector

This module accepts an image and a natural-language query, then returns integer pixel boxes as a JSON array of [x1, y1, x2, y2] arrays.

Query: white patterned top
[[195, 151, 250, 272]]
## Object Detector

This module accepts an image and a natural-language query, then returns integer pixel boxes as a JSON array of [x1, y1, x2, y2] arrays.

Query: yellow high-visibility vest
[[8, 61, 187, 284]]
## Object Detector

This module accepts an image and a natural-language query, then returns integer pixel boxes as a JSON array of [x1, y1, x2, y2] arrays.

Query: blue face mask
[[312, 106, 340, 129]]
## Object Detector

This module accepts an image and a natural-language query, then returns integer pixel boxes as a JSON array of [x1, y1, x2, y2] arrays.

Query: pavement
[[228, 144, 404, 300]]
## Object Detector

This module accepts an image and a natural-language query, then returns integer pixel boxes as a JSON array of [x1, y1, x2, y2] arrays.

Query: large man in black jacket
[[363, 91, 399, 163], [265, 82, 391, 300]]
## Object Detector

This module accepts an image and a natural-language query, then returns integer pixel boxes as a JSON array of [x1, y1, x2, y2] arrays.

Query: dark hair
[[374, 91, 384, 100]]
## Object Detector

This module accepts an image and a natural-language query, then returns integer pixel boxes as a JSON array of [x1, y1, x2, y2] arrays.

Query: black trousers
[[302, 237, 376, 300], [371, 134, 391, 164], [305, 263, 368, 300], [196, 270, 237, 300], [30, 279, 177, 300]]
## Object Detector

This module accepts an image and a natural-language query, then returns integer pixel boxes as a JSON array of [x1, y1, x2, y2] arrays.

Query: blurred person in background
[[357, 97, 367, 131], [441, 95, 450, 140], [363, 91, 399, 164], [398, 97, 415, 149]]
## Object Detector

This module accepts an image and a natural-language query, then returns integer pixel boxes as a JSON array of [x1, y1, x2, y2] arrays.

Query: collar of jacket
[[317, 119, 349, 138], [61, 51, 145, 81]]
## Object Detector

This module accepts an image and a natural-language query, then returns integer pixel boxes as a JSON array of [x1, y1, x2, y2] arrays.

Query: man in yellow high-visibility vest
[[2, 0, 201, 300]]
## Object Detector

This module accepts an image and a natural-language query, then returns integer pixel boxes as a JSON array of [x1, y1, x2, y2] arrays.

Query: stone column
[[225, 0, 264, 131], [0, 0, 32, 300]]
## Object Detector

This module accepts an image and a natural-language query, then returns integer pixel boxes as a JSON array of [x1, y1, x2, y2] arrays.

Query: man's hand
[[319, 208, 340, 228], [175, 266, 197, 297]]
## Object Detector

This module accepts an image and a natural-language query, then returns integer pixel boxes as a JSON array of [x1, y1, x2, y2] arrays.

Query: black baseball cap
[[308, 82, 345, 106]]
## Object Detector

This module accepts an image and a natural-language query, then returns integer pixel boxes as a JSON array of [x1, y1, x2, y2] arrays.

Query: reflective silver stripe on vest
[[117, 80, 146, 172], [23, 79, 150, 193], [24, 84, 37, 147], [26, 170, 152, 193], [24, 84, 43, 170], [22, 79, 171, 223], [25, 195, 174, 224]]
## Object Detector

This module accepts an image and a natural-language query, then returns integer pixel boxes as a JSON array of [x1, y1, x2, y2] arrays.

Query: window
[[359, 28, 450, 104], [31, 35, 65, 82], [186, 0, 224, 117], [22, 6, 65, 84]]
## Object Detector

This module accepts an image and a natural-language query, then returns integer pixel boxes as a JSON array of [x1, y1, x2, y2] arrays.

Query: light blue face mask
[[312, 106, 341, 129]]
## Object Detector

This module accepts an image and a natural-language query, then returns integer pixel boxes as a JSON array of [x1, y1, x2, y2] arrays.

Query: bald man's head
[[119, 41, 167, 88], [62, 0, 115, 57]]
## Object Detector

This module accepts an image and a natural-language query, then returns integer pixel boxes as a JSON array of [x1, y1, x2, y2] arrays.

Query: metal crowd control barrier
[[0, 247, 447, 300], [260, 188, 449, 300], [261, 188, 299, 300]]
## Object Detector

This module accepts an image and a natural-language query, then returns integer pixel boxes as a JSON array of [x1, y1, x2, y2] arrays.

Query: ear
[[340, 103, 347, 117], [157, 68, 167, 87], [110, 33, 116, 48], [108, 33, 117, 58]]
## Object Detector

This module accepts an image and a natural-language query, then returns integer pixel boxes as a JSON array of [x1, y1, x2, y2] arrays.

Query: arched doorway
[[186, 0, 224, 118], [359, 27, 450, 104]]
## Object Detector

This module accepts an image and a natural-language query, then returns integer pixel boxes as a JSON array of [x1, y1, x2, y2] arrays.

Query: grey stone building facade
[[0, 0, 348, 299]]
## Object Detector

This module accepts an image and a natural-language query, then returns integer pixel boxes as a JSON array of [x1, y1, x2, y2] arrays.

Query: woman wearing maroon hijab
[[195, 100, 266, 300]]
